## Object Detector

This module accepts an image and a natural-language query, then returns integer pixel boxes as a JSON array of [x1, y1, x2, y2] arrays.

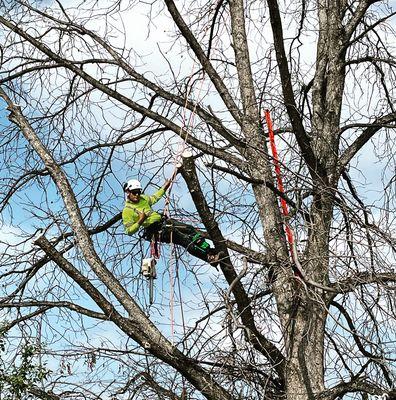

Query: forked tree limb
[[180, 153, 286, 383]]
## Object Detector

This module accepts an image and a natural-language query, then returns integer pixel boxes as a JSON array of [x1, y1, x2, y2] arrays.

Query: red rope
[[265, 110, 302, 278], [150, 240, 160, 259]]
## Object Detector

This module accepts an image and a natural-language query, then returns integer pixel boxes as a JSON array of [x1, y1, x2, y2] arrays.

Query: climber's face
[[127, 189, 141, 203]]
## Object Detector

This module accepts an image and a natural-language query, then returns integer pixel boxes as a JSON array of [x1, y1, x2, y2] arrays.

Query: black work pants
[[143, 217, 211, 262]]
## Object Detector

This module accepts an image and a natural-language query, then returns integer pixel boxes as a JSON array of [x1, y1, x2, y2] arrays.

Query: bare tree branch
[[266, 0, 323, 180], [338, 111, 396, 173], [163, 0, 244, 125], [0, 16, 244, 168], [0, 301, 108, 321]]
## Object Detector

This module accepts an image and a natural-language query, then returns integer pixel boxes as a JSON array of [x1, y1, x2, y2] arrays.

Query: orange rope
[[265, 110, 303, 278]]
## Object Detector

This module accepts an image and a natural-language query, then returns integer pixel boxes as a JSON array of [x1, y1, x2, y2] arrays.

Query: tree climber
[[122, 178, 222, 265]]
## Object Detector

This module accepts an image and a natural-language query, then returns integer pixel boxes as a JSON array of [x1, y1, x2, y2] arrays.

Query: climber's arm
[[148, 173, 178, 205], [123, 208, 147, 235], [147, 187, 166, 206]]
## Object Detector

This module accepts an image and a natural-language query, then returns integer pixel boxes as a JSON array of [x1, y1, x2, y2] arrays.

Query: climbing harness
[[265, 110, 304, 279]]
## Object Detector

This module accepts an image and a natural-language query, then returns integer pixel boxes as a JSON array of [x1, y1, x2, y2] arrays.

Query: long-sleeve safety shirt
[[122, 188, 165, 235]]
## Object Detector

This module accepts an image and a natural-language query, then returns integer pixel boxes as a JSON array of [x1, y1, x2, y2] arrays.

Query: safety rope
[[163, 65, 207, 216], [162, 64, 208, 344], [169, 230, 175, 341], [265, 110, 304, 279]]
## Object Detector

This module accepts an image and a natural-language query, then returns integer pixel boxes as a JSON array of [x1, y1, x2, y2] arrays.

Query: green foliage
[[0, 335, 51, 400]]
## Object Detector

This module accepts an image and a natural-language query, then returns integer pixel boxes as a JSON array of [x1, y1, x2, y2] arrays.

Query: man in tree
[[122, 178, 221, 265], [1, 0, 396, 397]]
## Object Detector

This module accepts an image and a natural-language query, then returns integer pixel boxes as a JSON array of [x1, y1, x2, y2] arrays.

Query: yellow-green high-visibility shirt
[[122, 188, 165, 235]]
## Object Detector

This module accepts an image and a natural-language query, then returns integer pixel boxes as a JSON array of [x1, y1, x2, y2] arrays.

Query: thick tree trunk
[[283, 186, 335, 398], [229, 3, 326, 396], [285, 303, 327, 399], [281, 1, 346, 395]]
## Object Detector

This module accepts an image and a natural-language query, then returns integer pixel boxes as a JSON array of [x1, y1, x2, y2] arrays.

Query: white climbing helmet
[[123, 179, 142, 192]]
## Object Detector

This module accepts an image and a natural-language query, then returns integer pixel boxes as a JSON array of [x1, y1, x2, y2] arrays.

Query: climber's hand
[[137, 211, 148, 224]]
